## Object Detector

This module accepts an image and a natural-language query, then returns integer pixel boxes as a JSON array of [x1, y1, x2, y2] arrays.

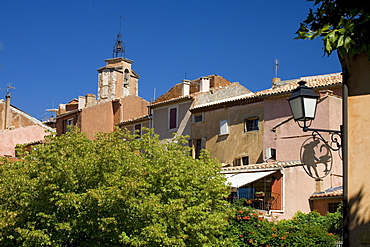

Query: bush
[[221, 200, 340, 247]]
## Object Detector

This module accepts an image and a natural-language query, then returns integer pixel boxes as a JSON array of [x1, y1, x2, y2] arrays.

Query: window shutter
[[134, 124, 142, 136], [169, 108, 177, 129], [220, 120, 228, 135]]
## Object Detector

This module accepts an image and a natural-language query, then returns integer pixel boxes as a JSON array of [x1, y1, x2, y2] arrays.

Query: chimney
[[200, 77, 210, 92], [58, 104, 66, 115], [272, 77, 281, 88], [78, 96, 86, 110], [182, 80, 191, 96], [4, 95, 11, 129], [85, 94, 97, 107], [319, 90, 333, 98], [315, 178, 324, 193]]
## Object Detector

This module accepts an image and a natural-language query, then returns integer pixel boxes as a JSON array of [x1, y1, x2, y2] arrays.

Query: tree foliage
[[296, 0, 370, 57], [0, 128, 231, 246]]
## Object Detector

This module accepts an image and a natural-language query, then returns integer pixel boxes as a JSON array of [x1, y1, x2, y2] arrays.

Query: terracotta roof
[[253, 73, 342, 98], [151, 74, 241, 106], [310, 186, 343, 198], [220, 161, 302, 173], [150, 95, 193, 107], [190, 73, 342, 111]]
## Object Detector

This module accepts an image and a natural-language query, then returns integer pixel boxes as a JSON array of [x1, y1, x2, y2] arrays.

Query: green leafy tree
[[0, 128, 231, 246], [296, 0, 370, 57]]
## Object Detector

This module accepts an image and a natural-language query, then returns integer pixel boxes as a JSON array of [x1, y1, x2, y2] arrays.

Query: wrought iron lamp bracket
[[302, 125, 342, 153]]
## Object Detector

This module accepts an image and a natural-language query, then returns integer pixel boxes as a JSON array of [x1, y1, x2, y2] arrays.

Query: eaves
[[150, 96, 193, 108], [190, 97, 263, 113], [55, 109, 81, 119], [116, 115, 150, 126]]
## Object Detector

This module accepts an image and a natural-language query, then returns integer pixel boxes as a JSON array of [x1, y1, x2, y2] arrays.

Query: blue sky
[[0, 0, 341, 120]]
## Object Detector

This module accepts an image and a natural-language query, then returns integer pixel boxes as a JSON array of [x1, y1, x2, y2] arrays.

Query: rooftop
[[310, 186, 343, 199]]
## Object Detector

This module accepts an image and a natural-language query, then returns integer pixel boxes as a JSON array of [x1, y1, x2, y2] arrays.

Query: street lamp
[[288, 80, 341, 152], [287, 80, 319, 128]]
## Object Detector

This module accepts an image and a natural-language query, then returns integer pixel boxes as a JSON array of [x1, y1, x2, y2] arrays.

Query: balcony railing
[[237, 191, 281, 211]]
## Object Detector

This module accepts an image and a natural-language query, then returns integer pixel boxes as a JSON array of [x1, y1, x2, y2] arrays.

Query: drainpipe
[[268, 168, 285, 215]]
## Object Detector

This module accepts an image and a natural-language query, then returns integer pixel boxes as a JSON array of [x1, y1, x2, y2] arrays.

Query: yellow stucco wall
[[191, 102, 264, 165], [345, 53, 370, 246]]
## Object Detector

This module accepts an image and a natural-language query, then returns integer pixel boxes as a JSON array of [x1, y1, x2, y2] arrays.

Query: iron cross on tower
[[113, 14, 126, 58]]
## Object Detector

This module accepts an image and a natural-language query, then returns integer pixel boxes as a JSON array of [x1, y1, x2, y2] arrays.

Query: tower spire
[[113, 15, 125, 58]]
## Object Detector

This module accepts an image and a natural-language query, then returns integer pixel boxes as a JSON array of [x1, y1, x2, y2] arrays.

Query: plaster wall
[[119, 96, 149, 123], [152, 100, 192, 140], [274, 96, 342, 161], [191, 102, 264, 165], [263, 91, 342, 153], [80, 102, 114, 139], [342, 53, 370, 246], [282, 166, 320, 217], [265, 95, 342, 219], [0, 125, 49, 157], [348, 94, 370, 245], [0, 102, 42, 130], [310, 198, 342, 216]]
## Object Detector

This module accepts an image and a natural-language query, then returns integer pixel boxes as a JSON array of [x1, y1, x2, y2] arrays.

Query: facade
[[190, 73, 343, 219], [119, 75, 252, 142], [0, 95, 55, 157], [55, 57, 149, 139]]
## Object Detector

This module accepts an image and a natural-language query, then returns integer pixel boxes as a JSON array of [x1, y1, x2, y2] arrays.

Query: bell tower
[[97, 17, 139, 103]]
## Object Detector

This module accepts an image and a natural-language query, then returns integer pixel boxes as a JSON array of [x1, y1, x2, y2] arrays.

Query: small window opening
[[245, 117, 259, 132]]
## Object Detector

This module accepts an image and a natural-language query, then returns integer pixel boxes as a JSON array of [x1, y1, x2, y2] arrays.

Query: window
[[328, 202, 340, 213], [195, 139, 202, 159], [64, 118, 74, 133], [233, 158, 241, 167], [169, 107, 177, 129], [134, 124, 142, 137], [193, 113, 204, 123], [233, 156, 249, 166], [242, 156, 249, 166], [245, 117, 259, 132], [124, 69, 130, 87], [220, 119, 229, 135], [265, 148, 276, 160]]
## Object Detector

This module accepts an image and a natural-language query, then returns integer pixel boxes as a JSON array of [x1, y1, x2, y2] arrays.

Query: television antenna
[[0, 83, 16, 98], [274, 59, 279, 78]]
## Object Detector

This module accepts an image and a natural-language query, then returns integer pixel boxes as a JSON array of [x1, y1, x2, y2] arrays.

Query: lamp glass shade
[[289, 97, 304, 120], [303, 97, 318, 119]]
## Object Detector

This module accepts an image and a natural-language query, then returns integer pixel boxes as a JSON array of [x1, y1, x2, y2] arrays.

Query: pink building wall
[[0, 125, 50, 157], [263, 94, 343, 217]]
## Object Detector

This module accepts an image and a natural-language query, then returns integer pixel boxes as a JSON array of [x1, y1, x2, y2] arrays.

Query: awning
[[225, 171, 276, 188]]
